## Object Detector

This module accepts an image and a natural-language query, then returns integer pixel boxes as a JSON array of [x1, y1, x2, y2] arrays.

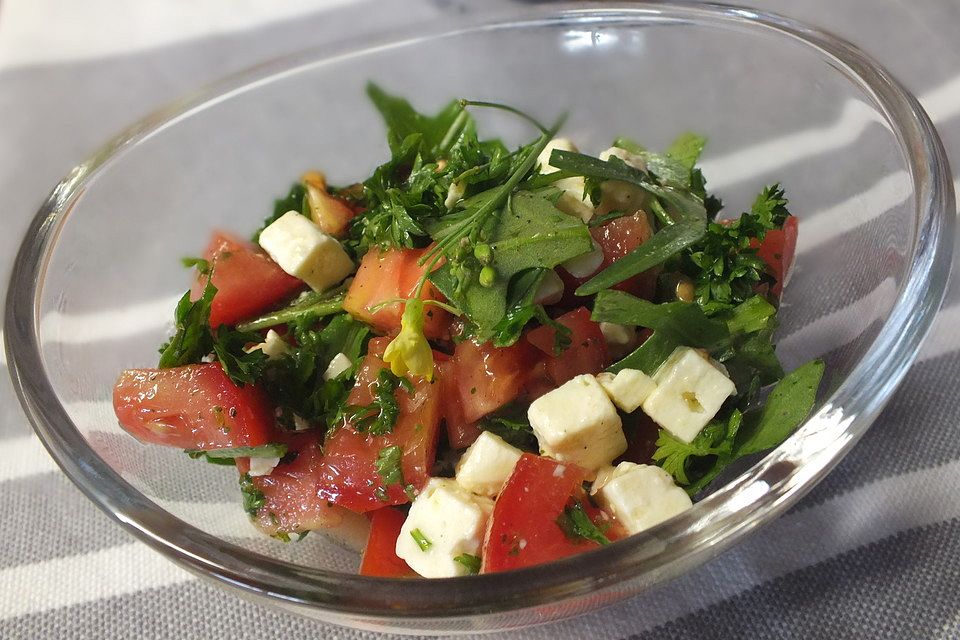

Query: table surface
[[3, 1, 960, 638]]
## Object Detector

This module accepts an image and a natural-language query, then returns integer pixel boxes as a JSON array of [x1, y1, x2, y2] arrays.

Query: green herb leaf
[[410, 528, 432, 551], [239, 473, 266, 517], [454, 553, 481, 574], [606, 331, 681, 376], [187, 443, 288, 460], [211, 327, 268, 386], [556, 501, 610, 546], [341, 368, 410, 436], [236, 290, 345, 333], [478, 404, 539, 451], [158, 282, 216, 369], [252, 182, 309, 242], [375, 445, 405, 489], [181, 256, 211, 275], [591, 290, 729, 348], [664, 132, 707, 172]]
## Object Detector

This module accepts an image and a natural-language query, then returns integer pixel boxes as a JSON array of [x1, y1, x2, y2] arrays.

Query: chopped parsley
[[556, 501, 610, 546], [454, 553, 482, 574], [239, 473, 266, 517], [410, 528, 432, 551], [341, 369, 413, 436]]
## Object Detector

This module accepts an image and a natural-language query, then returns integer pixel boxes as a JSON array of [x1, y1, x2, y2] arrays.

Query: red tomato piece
[[343, 248, 451, 339], [437, 357, 483, 449], [359, 507, 417, 578], [113, 363, 278, 450], [482, 454, 596, 573], [237, 432, 352, 536], [526, 307, 609, 386], [449, 338, 538, 425], [191, 231, 303, 329], [317, 338, 442, 512], [755, 216, 798, 296]]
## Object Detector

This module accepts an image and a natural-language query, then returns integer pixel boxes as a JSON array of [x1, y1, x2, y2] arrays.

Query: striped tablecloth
[[3, 1, 960, 637]]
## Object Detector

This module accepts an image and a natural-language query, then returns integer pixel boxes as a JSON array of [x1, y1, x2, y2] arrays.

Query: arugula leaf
[[366, 83, 467, 159], [236, 290, 345, 332], [556, 501, 610, 546], [735, 359, 825, 455], [664, 132, 706, 172], [211, 327, 268, 386], [489, 268, 547, 347], [612, 136, 645, 154], [606, 331, 680, 376], [187, 443, 288, 461], [454, 553, 482, 574], [158, 282, 216, 369], [431, 190, 592, 340], [252, 182, 309, 242], [239, 473, 266, 517], [591, 290, 729, 349]]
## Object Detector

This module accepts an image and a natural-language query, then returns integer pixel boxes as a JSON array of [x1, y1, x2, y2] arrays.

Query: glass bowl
[[5, 2, 954, 634]]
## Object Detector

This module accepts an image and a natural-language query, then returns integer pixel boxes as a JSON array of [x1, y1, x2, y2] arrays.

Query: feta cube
[[244, 329, 289, 360], [455, 431, 523, 497], [561, 239, 604, 279], [527, 374, 627, 472], [322, 352, 353, 381], [596, 368, 656, 413], [599, 322, 637, 358], [247, 456, 281, 477], [536, 138, 594, 222], [593, 462, 692, 534], [642, 347, 737, 443], [257, 211, 354, 292], [533, 269, 565, 305], [395, 478, 494, 578]]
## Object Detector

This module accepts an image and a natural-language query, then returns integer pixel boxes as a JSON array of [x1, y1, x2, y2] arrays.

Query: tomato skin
[[448, 338, 539, 425], [113, 363, 277, 450], [481, 454, 596, 573], [526, 307, 609, 386], [191, 231, 303, 328], [437, 357, 483, 449], [237, 432, 352, 536], [317, 338, 442, 512], [756, 216, 798, 296], [360, 507, 417, 577], [343, 248, 451, 339]]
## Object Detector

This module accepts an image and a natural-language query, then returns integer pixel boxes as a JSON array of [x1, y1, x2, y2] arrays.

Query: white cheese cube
[[244, 329, 289, 360], [395, 478, 494, 578], [642, 347, 737, 443], [536, 138, 594, 222], [527, 374, 627, 472], [247, 456, 280, 477], [561, 239, 604, 278], [257, 211, 354, 292], [594, 462, 692, 534], [599, 322, 637, 358], [596, 369, 656, 413], [455, 431, 523, 497], [533, 270, 565, 305], [322, 352, 353, 381]]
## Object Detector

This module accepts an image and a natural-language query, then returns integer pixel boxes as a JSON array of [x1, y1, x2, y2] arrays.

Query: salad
[[112, 85, 824, 578]]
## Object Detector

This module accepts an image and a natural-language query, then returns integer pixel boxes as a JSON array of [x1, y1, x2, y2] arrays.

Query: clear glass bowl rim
[[4, 0, 955, 624]]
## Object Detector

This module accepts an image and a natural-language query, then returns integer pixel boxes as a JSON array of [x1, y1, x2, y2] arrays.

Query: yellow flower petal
[[382, 299, 434, 381]]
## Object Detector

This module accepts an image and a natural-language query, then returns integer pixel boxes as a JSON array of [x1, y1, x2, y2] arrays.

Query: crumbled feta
[[257, 211, 354, 292], [596, 368, 656, 414], [599, 322, 637, 358], [244, 329, 289, 360], [598, 146, 647, 171], [455, 431, 523, 497], [395, 478, 494, 578], [247, 456, 281, 477], [444, 180, 466, 210], [527, 374, 627, 472], [322, 352, 353, 381], [536, 138, 594, 222], [642, 347, 737, 443], [561, 239, 604, 279], [533, 270, 565, 305], [593, 462, 692, 534]]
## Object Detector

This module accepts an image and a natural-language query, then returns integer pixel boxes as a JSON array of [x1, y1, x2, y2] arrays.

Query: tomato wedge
[[343, 247, 451, 339], [526, 307, 609, 386], [238, 432, 351, 536], [191, 231, 303, 328], [448, 338, 538, 425], [317, 338, 442, 512], [113, 363, 277, 450], [360, 507, 417, 577], [437, 357, 483, 449], [756, 216, 798, 296]]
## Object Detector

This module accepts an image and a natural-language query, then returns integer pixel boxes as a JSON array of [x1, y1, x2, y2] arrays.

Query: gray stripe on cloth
[[634, 518, 960, 640]]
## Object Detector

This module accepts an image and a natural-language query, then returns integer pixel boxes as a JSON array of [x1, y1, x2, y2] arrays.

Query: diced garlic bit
[[247, 456, 281, 477], [527, 374, 627, 472], [594, 462, 692, 534], [257, 211, 354, 291], [244, 329, 289, 360], [561, 239, 604, 279], [641, 347, 737, 443], [533, 270, 565, 305], [599, 322, 637, 358], [596, 368, 657, 414], [322, 352, 353, 381], [455, 431, 523, 497], [444, 180, 466, 210], [536, 138, 594, 222], [395, 478, 494, 578]]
